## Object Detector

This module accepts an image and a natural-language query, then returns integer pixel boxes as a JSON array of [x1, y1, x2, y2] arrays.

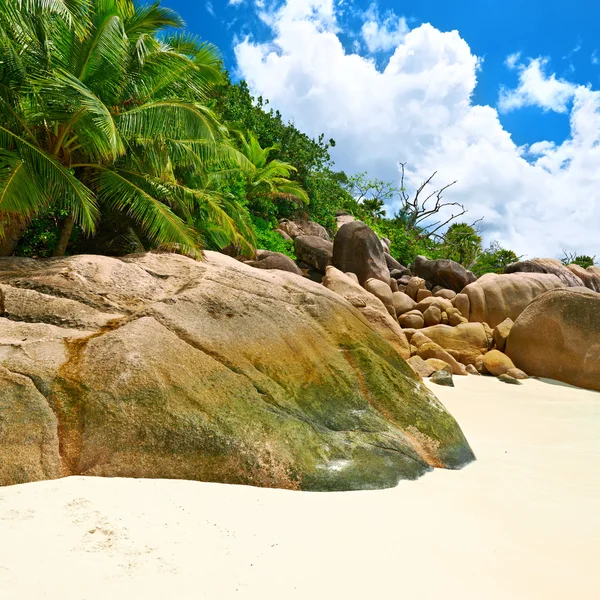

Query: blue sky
[[164, 0, 600, 149], [160, 0, 600, 258]]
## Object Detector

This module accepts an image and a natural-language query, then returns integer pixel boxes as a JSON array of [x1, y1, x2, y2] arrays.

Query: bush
[[251, 216, 296, 259]]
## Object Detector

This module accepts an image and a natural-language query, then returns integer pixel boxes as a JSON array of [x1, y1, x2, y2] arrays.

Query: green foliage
[[0, 0, 253, 257], [442, 223, 482, 268], [251, 216, 295, 259], [473, 242, 520, 276], [560, 252, 596, 269], [14, 207, 81, 258]]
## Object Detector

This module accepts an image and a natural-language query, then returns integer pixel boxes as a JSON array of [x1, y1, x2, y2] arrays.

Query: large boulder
[[294, 235, 333, 273], [460, 272, 565, 328], [413, 256, 477, 293], [505, 288, 600, 391], [0, 253, 473, 491], [418, 323, 492, 366], [505, 258, 583, 287], [566, 264, 600, 292], [279, 219, 330, 241], [247, 250, 303, 276], [333, 222, 390, 285]]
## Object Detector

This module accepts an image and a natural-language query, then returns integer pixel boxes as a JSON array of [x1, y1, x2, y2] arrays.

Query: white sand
[[1, 376, 599, 600]]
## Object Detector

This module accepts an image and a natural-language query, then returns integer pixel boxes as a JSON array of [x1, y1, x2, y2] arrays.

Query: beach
[[1, 376, 599, 599]]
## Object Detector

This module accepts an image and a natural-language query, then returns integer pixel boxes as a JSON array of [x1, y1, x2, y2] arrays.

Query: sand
[[1, 376, 599, 599]]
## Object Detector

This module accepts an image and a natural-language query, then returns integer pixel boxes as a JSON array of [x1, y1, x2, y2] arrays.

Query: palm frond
[[0, 126, 98, 231], [93, 165, 201, 257]]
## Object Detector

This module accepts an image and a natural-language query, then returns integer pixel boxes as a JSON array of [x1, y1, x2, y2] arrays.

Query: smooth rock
[[461, 272, 565, 328], [399, 310, 425, 329], [413, 256, 477, 293], [294, 235, 333, 273], [323, 267, 410, 358], [423, 305, 442, 327], [406, 277, 426, 300], [434, 289, 457, 300], [412, 332, 468, 376], [333, 222, 390, 285], [498, 374, 522, 385], [505, 288, 600, 391], [430, 370, 454, 387], [566, 263, 600, 292], [416, 296, 453, 313], [418, 323, 492, 365], [493, 318, 514, 352], [406, 356, 435, 378], [506, 368, 528, 380], [248, 250, 303, 276], [505, 258, 583, 287], [392, 292, 417, 317], [0, 253, 474, 491], [416, 289, 433, 302], [483, 350, 516, 376], [465, 364, 480, 376], [364, 278, 396, 318]]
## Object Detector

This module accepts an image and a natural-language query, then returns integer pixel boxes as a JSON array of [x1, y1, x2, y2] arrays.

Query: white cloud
[[229, 0, 245, 5], [205, 1, 215, 16], [499, 58, 579, 113], [505, 52, 521, 70], [361, 4, 409, 53], [234, 0, 600, 258]]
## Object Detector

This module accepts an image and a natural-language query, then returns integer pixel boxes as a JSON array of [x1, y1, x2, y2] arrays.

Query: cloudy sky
[[164, 0, 600, 259]]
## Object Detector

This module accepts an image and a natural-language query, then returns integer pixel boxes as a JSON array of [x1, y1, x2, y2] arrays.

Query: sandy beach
[[1, 376, 599, 600]]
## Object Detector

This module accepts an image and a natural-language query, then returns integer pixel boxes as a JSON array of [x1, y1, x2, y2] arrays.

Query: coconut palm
[[0, 0, 253, 257], [238, 133, 309, 208]]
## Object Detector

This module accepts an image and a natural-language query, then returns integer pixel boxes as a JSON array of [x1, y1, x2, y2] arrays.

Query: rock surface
[[430, 370, 454, 387], [461, 272, 565, 328], [247, 250, 303, 276], [322, 267, 410, 359], [483, 350, 516, 376], [566, 264, 600, 292], [418, 323, 491, 366], [505, 288, 600, 392], [332, 222, 390, 285], [0, 253, 475, 491], [505, 258, 583, 287], [294, 235, 333, 273], [413, 256, 477, 293]]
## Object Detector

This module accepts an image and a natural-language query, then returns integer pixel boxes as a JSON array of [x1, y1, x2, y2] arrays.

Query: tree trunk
[[52, 214, 75, 257], [0, 219, 28, 257]]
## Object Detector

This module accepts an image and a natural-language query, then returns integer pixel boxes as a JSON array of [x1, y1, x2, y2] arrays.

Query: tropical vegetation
[[0, 0, 594, 272]]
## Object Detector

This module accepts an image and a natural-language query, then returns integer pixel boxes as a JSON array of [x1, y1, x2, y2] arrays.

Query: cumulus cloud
[[361, 4, 409, 53], [499, 57, 580, 113], [234, 0, 600, 258]]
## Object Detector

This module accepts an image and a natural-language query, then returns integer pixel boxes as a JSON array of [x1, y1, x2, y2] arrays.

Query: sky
[[162, 0, 600, 259]]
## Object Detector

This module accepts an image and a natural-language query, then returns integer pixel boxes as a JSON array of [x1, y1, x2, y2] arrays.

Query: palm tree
[[238, 133, 309, 208], [0, 0, 253, 257]]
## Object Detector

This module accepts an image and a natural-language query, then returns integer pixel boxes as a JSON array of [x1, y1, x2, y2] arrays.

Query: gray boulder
[[294, 235, 333, 272], [333, 221, 390, 285], [413, 255, 477, 293], [247, 250, 303, 276]]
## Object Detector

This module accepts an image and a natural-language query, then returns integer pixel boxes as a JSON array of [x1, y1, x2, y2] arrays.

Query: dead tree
[[398, 162, 473, 240]]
